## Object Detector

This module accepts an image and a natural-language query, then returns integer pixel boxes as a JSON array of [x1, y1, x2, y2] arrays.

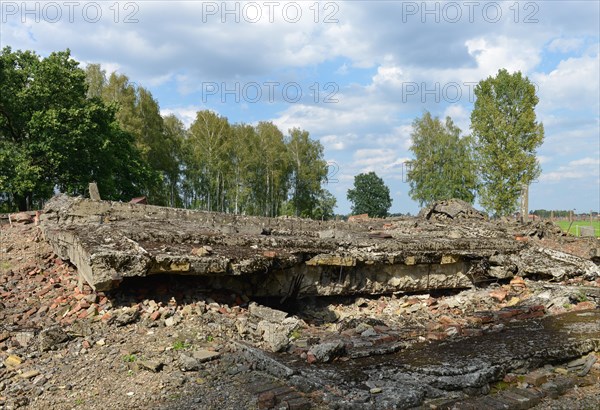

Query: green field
[[555, 220, 600, 237]]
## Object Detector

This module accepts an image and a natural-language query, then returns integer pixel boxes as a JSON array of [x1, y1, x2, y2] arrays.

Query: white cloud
[[160, 106, 205, 127], [320, 134, 358, 151], [532, 52, 600, 111], [548, 37, 584, 53], [540, 156, 600, 183]]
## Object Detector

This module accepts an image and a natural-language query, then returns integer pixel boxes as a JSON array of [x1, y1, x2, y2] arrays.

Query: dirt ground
[[1, 221, 599, 409]]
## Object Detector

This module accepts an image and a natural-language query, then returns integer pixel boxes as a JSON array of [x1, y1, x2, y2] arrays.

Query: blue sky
[[2, 1, 599, 215]]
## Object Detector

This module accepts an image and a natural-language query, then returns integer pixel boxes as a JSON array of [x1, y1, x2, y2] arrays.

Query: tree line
[[1, 47, 547, 219], [0, 48, 336, 219]]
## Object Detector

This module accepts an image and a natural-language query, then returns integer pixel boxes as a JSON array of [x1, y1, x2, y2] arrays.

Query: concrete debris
[[9, 212, 34, 224], [38, 326, 69, 351], [38, 195, 598, 296], [418, 199, 487, 221], [307, 341, 346, 363]]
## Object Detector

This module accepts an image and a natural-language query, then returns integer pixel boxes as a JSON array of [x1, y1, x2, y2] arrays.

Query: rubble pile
[[418, 198, 488, 221], [1, 196, 599, 409]]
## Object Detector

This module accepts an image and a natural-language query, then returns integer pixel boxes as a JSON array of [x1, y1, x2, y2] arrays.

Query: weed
[[205, 335, 214, 342], [289, 329, 302, 340], [490, 380, 511, 394], [172, 340, 191, 351], [122, 354, 137, 363]]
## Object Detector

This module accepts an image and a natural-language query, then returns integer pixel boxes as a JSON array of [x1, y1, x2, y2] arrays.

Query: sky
[[1, 0, 599, 215]]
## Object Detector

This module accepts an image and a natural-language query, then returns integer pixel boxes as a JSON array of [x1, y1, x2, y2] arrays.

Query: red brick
[[516, 311, 544, 320], [573, 301, 596, 311], [489, 289, 507, 302]]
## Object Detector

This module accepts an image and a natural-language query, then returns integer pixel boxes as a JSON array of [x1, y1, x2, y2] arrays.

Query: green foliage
[[407, 111, 477, 206], [288, 329, 302, 340], [286, 128, 329, 218], [1, 48, 330, 217], [0, 47, 153, 210], [122, 354, 137, 362], [312, 189, 337, 220], [471, 69, 544, 217], [95, 71, 182, 206], [347, 172, 392, 217], [555, 221, 600, 237], [172, 340, 192, 351]]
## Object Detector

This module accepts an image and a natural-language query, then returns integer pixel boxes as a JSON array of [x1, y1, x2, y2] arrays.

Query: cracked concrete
[[40, 195, 599, 296]]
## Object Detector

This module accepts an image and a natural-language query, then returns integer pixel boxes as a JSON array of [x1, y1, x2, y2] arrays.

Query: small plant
[[576, 292, 588, 302], [490, 380, 511, 394], [563, 303, 572, 310], [205, 335, 214, 343], [172, 340, 191, 351], [289, 329, 302, 340], [122, 354, 137, 363]]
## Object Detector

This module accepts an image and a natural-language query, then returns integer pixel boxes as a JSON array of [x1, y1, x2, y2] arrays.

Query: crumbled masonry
[[40, 195, 599, 294]]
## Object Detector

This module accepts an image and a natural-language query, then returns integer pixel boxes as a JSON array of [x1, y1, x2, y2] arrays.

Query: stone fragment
[[577, 354, 597, 377], [138, 360, 164, 372], [115, 308, 140, 326], [38, 326, 69, 351], [258, 391, 276, 409], [179, 354, 200, 371], [258, 321, 290, 353], [88, 182, 101, 200], [4, 355, 23, 368], [10, 212, 33, 224], [191, 246, 213, 257], [15, 331, 35, 347], [249, 303, 288, 322], [19, 369, 41, 379], [307, 341, 346, 363], [165, 314, 182, 327], [192, 349, 220, 363], [523, 369, 548, 386]]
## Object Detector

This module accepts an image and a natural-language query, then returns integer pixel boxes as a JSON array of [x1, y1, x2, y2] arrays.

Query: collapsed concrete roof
[[40, 195, 599, 296]]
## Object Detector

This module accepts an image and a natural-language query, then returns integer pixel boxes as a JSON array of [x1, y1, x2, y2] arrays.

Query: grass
[[172, 340, 191, 351], [555, 220, 600, 237], [122, 354, 137, 363]]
